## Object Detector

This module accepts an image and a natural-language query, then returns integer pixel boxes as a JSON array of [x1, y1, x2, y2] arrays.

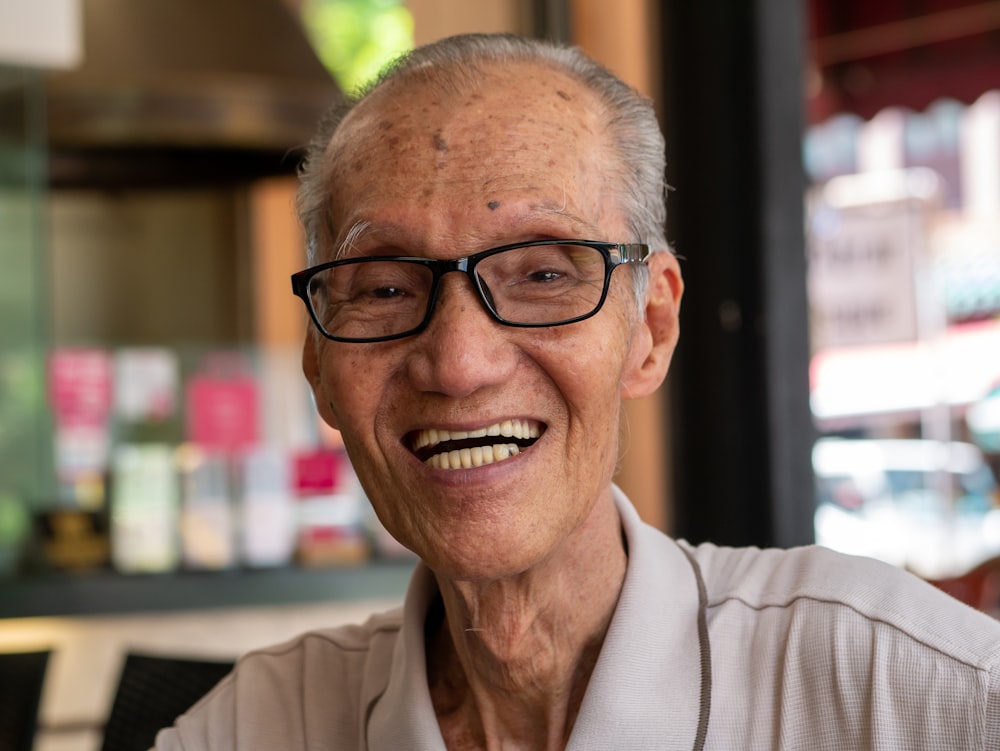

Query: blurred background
[[1, 0, 999, 749]]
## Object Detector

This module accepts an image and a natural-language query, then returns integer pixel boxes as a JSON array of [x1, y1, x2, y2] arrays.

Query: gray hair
[[296, 33, 669, 305]]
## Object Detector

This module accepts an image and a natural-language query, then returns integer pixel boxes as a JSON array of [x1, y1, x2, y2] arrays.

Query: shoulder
[[240, 605, 405, 663], [156, 607, 404, 750], [682, 540, 1000, 668], [684, 543, 1000, 747], [227, 605, 404, 690]]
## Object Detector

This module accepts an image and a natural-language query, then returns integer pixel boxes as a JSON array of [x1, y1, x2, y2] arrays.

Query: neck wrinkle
[[426, 495, 627, 750]]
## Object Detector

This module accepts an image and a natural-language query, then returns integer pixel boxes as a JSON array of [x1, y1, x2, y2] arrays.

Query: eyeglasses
[[290, 239, 649, 343]]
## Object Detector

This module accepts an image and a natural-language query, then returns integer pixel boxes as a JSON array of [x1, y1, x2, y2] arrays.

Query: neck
[[427, 494, 627, 751]]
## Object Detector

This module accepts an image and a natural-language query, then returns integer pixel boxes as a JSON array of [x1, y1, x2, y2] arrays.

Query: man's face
[[305, 62, 666, 580]]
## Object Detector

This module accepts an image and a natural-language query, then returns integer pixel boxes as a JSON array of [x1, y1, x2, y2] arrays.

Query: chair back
[[100, 652, 234, 751], [0, 649, 51, 751]]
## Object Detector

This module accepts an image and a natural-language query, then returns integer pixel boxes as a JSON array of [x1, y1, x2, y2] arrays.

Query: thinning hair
[[296, 33, 669, 304]]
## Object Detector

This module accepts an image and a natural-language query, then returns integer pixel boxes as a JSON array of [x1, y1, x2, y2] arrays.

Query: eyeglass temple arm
[[614, 244, 650, 264]]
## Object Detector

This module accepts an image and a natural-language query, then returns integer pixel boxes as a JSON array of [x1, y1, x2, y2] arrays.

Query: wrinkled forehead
[[326, 59, 609, 175], [314, 60, 619, 252]]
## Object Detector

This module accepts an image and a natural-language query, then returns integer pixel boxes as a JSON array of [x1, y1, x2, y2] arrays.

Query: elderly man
[[156, 33, 1000, 751]]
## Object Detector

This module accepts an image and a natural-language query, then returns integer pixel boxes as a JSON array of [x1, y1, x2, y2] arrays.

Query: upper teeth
[[413, 419, 541, 451], [414, 419, 542, 470]]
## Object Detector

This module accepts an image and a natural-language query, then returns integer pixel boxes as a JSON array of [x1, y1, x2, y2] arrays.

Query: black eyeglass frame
[[290, 238, 650, 343]]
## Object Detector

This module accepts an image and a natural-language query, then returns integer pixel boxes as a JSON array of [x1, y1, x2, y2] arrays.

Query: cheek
[[320, 350, 379, 435], [323, 350, 416, 473], [539, 322, 630, 420]]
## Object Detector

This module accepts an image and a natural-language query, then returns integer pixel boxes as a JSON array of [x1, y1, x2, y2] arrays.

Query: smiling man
[[155, 33, 1000, 751]]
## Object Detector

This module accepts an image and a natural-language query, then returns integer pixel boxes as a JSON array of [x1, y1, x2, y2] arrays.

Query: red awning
[[809, 0, 1000, 123]]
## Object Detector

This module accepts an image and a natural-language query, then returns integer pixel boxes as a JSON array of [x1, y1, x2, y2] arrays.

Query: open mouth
[[410, 419, 544, 469]]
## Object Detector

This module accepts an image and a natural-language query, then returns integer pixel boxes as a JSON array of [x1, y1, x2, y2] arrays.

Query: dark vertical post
[[530, 0, 572, 43], [661, 0, 816, 548]]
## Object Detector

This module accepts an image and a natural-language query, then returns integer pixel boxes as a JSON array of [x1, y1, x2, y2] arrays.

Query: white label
[[0, 0, 82, 68]]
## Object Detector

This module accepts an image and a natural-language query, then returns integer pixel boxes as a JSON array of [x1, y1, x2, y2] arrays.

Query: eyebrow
[[530, 203, 599, 235], [334, 220, 372, 260]]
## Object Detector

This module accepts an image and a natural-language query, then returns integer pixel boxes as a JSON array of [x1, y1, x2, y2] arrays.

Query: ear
[[302, 332, 340, 430], [620, 250, 684, 400]]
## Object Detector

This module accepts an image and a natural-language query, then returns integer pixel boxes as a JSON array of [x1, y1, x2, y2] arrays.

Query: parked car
[[813, 437, 1000, 579]]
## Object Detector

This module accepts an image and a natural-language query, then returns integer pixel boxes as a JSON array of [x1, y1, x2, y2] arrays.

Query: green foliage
[[302, 0, 414, 95]]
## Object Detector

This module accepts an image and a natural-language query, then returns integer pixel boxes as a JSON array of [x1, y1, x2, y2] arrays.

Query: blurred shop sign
[[808, 168, 941, 350], [811, 320, 1000, 424], [0, 0, 81, 69]]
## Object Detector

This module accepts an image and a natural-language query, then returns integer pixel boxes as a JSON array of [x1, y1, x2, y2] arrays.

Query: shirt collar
[[566, 487, 705, 750], [366, 562, 444, 750], [366, 488, 704, 751]]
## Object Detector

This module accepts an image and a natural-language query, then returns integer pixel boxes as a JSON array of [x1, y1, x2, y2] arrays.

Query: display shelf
[[0, 561, 415, 618]]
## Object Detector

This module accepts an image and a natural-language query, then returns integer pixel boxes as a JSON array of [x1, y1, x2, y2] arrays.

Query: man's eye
[[371, 286, 406, 299], [343, 262, 427, 302], [526, 270, 563, 283]]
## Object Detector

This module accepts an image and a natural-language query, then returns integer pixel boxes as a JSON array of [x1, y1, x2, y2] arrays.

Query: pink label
[[186, 375, 259, 450], [49, 348, 113, 428], [293, 450, 341, 495]]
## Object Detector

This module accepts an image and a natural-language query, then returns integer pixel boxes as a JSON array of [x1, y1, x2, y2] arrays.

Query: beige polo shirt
[[156, 490, 1000, 750]]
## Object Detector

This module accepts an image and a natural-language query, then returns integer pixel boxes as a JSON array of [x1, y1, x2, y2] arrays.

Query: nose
[[404, 274, 518, 398]]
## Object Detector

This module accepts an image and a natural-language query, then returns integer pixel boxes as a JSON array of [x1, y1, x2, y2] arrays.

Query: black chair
[[100, 652, 234, 751], [0, 649, 51, 751]]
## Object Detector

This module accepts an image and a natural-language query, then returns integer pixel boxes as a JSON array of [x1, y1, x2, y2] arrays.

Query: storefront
[[805, 0, 1000, 578]]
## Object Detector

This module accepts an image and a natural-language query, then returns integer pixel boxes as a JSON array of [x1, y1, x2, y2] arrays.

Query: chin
[[418, 534, 555, 584]]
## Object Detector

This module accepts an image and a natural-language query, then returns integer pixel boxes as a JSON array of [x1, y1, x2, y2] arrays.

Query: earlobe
[[302, 332, 340, 430], [621, 251, 684, 400]]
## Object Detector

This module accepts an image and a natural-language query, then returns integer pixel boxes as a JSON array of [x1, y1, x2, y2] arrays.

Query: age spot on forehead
[[555, 90, 572, 101], [487, 200, 501, 211], [432, 131, 449, 152]]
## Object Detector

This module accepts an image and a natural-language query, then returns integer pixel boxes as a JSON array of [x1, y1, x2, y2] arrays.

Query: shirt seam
[[706, 592, 1000, 674], [241, 621, 403, 660]]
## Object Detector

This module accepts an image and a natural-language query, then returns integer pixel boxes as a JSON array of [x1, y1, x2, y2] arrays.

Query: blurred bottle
[[294, 449, 369, 567], [239, 446, 296, 568], [110, 443, 179, 573], [177, 445, 236, 571]]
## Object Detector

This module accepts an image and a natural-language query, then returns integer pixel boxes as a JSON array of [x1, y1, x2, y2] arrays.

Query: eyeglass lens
[[305, 243, 610, 341]]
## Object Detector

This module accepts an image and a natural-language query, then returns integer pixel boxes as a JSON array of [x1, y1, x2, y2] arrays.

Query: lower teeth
[[426, 443, 521, 469]]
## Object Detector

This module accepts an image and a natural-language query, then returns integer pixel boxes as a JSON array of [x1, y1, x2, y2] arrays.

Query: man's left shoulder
[[684, 540, 1000, 666]]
